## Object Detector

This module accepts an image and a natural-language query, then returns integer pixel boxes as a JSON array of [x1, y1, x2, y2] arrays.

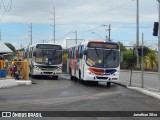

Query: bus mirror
[[84, 50, 87, 55], [33, 52, 36, 56]]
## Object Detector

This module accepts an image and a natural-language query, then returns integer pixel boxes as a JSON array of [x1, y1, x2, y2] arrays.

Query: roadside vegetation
[[119, 42, 158, 71]]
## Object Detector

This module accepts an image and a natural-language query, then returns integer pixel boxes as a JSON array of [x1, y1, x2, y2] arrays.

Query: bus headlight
[[35, 66, 41, 70], [57, 67, 62, 71], [87, 69, 94, 75], [113, 71, 118, 76]]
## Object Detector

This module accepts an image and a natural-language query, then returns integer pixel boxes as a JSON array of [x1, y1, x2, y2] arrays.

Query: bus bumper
[[83, 72, 119, 83]]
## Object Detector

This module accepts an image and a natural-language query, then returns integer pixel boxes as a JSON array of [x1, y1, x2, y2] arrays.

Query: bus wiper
[[105, 49, 113, 59], [52, 49, 58, 58], [94, 48, 99, 58]]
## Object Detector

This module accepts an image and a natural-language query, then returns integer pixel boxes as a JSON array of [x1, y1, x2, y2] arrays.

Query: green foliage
[[144, 51, 158, 70], [118, 42, 127, 52], [5, 43, 16, 52], [63, 50, 68, 65], [122, 50, 136, 68], [62, 50, 68, 72]]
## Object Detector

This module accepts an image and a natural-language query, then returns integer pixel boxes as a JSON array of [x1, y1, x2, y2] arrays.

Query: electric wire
[[0, 0, 12, 22]]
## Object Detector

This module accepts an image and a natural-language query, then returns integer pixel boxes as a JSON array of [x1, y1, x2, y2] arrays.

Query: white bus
[[68, 40, 120, 86], [24, 43, 62, 79]]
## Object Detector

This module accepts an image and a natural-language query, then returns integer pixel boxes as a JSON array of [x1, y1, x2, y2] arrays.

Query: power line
[[0, 0, 12, 22], [1, 0, 12, 12], [104, 0, 132, 13], [111, 25, 152, 28]]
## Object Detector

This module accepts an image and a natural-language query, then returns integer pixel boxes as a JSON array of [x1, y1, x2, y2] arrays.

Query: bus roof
[[68, 40, 119, 49], [28, 43, 62, 48]]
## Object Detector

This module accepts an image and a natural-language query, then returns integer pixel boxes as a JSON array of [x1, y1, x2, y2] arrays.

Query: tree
[[62, 50, 68, 72], [122, 49, 137, 69], [144, 51, 158, 70], [5, 43, 16, 52], [118, 42, 127, 52]]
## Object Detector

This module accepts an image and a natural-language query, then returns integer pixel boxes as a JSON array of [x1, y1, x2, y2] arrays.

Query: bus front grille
[[96, 77, 108, 79], [43, 72, 53, 74]]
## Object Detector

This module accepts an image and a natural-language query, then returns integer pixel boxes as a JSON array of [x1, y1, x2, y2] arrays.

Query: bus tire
[[29, 73, 31, 77], [52, 76, 58, 80], [31, 74, 35, 78], [70, 68, 74, 80], [107, 82, 111, 87], [79, 70, 85, 84]]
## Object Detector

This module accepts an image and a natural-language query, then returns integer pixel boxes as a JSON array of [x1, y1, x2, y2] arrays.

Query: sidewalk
[[120, 69, 158, 74], [0, 79, 32, 88], [115, 81, 160, 101]]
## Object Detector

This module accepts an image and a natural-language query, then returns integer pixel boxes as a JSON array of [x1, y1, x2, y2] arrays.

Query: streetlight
[[92, 32, 104, 40]]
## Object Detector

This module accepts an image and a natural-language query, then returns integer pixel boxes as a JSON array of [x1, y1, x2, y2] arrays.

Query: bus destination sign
[[88, 42, 119, 49]]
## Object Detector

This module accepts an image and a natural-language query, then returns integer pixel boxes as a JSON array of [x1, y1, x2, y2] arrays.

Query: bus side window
[[75, 47, 79, 59], [79, 45, 84, 59], [68, 49, 71, 59], [78, 46, 81, 58], [72, 48, 75, 58], [29, 47, 33, 58]]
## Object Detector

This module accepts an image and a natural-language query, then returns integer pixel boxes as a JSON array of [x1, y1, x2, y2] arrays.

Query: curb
[[16, 80, 32, 85], [127, 86, 160, 100], [120, 70, 158, 75], [114, 81, 160, 100], [0, 79, 17, 88], [112, 81, 128, 88], [0, 79, 32, 88]]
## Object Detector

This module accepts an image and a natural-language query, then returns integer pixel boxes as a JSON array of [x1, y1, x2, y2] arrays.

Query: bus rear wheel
[[107, 82, 111, 87], [52, 76, 58, 80], [70, 68, 74, 80], [79, 70, 85, 84]]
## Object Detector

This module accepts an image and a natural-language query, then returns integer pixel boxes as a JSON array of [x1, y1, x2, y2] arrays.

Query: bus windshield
[[35, 49, 62, 65], [86, 48, 119, 68]]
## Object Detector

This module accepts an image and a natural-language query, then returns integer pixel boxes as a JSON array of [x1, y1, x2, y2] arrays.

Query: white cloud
[[1, 0, 158, 24], [0, 0, 158, 49]]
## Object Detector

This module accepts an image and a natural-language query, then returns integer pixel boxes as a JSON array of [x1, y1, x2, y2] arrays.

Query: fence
[[0, 59, 29, 80]]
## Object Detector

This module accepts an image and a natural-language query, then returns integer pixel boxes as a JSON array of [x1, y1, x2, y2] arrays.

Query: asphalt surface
[[0, 75, 160, 120]]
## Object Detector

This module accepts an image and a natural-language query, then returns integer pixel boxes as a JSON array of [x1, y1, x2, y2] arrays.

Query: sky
[[0, 0, 159, 49]]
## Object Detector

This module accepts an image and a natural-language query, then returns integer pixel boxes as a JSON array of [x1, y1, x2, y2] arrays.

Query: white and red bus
[[67, 40, 120, 86]]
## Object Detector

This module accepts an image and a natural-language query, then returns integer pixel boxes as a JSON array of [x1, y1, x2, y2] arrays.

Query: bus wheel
[[107, 82, 111, 87], [52, 76, 58, 80], [70, 68, 74, 80], [31, 74, 35, 78], [79, 70, 85, 84]]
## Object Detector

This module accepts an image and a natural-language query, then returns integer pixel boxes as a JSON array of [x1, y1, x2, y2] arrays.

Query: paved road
[[0, 75, 159, 120], [119, 70, 159, 91]]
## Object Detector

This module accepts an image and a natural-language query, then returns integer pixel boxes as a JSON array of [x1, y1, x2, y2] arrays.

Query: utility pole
[[50, 7, 55, 44], [102, 24, 111, 41], [157, 0, 160, 91], [108, 24, 111, 41], [141, 33, 144, 88], [29, 23, 32, 45], [136, 0, 140, 68], [136, 0, 139, 46], [0, 29, 1, 41]]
